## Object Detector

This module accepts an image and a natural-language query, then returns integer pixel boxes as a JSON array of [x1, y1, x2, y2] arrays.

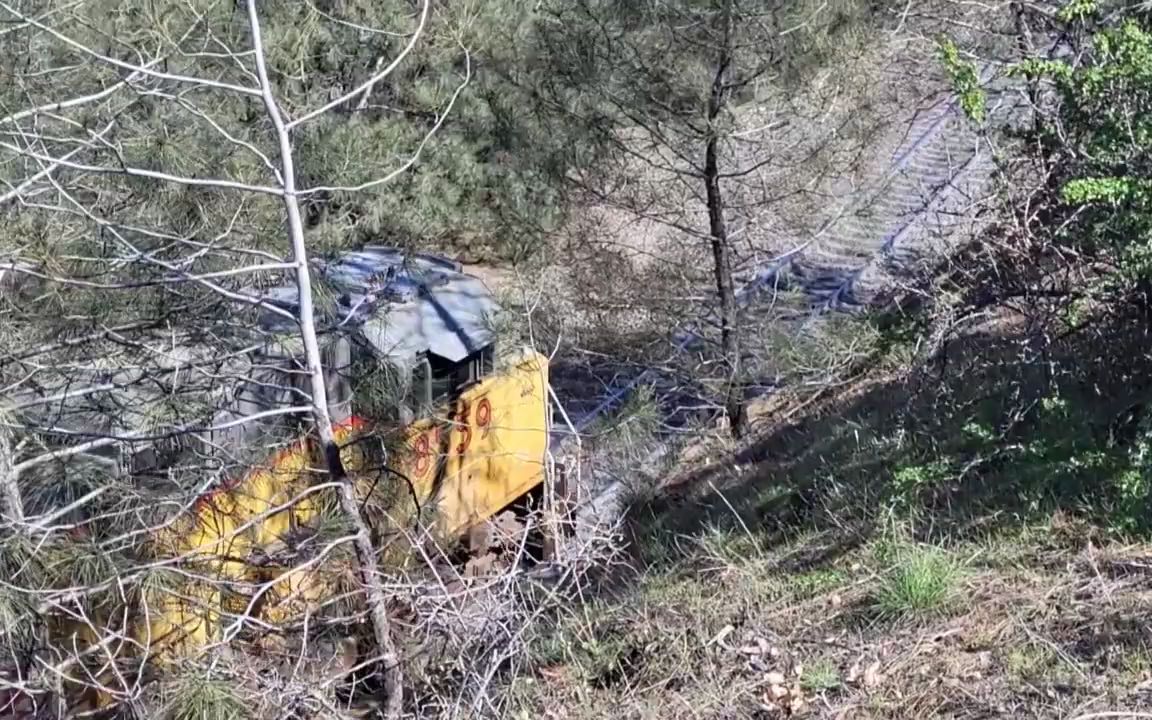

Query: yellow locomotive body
[[140, 347, 551, 660], [32, 247, 559, 702]]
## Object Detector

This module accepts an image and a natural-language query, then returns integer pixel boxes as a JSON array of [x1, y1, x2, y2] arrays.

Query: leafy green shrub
[[890, 460, 953, 506], [1009, 4, 1152, 281], [938, 37, 986, 123], [1110, 412, 1152, 530]]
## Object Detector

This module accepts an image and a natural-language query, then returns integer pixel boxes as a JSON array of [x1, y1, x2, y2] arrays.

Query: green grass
[[697, 522, 767, 565], [527, 601, 653, 689], [801, 658, 842, 692], [792, 568, 848, 599], [1005, 642, 1082, 687], [1117, 647, 1152, 687], [873, 542, 961, 617]]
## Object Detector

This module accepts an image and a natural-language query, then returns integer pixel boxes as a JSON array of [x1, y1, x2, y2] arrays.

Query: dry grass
[[505, 520, 1152, 720], [498, 298, 1152, 719]]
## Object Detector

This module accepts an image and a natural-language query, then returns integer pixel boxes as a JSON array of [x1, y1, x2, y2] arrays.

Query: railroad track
[[546, 58, 1033, 527]]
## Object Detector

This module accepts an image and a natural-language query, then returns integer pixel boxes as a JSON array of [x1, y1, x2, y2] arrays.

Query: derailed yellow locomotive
[[38, 247, 560, 704]]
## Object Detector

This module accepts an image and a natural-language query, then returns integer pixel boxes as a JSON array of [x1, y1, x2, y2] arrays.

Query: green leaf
[[937, 36, 986, 124]]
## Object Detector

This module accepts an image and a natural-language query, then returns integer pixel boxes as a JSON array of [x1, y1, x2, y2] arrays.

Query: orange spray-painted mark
[[475, 397, 492, 438]]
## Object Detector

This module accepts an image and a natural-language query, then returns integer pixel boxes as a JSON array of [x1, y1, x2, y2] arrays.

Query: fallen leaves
[[759, 667, 808, 716], [720, 635, 810, 716], [716, 627, 901, 716], [846, 659, 884, 689]]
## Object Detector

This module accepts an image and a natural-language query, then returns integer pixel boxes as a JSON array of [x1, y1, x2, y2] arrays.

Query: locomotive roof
[[258, 246, 501, 367], [5, 246, 503, 482]]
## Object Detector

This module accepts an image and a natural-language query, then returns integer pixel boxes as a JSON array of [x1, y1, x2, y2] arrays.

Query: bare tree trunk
[[705, 0, 745, 438], [0, 418, 23, 527], [244, 2, 403, 716]]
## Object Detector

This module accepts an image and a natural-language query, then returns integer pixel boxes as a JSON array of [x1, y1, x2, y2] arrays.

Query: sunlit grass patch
[[872, 541, 961, 618]]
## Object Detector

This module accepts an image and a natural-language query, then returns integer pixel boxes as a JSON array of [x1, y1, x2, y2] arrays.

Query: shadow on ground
[[626, 308, 1152, 571]]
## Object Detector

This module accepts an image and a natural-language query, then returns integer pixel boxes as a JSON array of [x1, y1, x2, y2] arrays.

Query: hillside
[[3, 1, 1152, 719], [503, 306, 1152, 719]]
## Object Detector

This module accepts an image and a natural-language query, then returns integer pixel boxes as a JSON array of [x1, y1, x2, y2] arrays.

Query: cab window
[[409, 357, 434, 414], [463, 346, 494, 387], [369, 347, 496, 424]]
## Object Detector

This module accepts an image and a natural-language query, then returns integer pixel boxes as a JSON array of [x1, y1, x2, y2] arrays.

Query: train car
[[17, 247, 563, 710]]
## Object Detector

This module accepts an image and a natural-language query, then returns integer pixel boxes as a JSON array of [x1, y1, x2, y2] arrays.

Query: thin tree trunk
[[705, 0, 744, 438], [244, 2, 403, 716], [0, 418, 23, 527]]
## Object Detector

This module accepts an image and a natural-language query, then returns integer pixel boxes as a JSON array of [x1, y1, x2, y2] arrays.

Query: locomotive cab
[[245, 245, 553, 541]]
